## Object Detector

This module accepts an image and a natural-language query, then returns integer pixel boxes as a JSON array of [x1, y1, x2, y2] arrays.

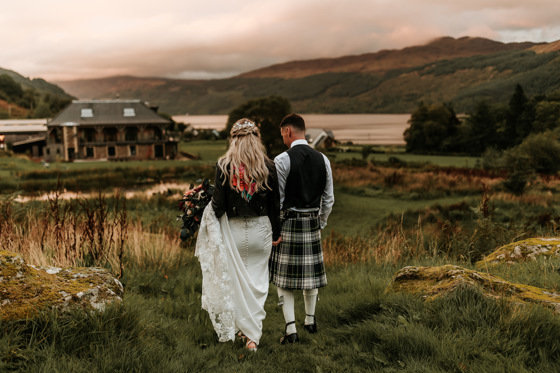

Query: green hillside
[[50, 37, 560, 116], [0, 68, 73, 99], [53, 50, 560, 116], [0, 68, 74, 119]]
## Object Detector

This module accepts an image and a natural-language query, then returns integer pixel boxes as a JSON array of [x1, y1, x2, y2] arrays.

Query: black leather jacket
[[211, 159, 281, 240]]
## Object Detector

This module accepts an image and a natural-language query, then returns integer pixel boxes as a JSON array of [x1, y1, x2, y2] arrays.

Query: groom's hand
[[272, 236, 283, 246]]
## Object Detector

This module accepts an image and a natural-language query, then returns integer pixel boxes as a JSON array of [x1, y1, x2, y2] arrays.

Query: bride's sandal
[[237, 331, 247, 342], [245, 339, 257, 352]]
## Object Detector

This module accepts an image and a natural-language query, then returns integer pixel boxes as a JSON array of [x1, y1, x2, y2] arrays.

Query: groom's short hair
[[280, 113, 305, 132]]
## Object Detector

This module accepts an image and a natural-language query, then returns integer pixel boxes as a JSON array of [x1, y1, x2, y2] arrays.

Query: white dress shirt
[[274, 139, 334, 229]]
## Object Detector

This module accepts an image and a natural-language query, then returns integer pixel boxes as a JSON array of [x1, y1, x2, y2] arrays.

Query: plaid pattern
[[269, 214, 327, 289]]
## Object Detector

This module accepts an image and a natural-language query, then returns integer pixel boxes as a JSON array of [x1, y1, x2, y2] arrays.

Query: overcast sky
[[2, 0, 560, 81]]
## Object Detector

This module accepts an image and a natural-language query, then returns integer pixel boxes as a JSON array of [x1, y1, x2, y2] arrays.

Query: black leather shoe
[[303, 315, 317, 334], [280, 333, 299, 344], [280, 321, 299, 344]]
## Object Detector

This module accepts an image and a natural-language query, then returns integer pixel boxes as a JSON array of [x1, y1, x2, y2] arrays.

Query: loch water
[[172, 113, 411, 145]]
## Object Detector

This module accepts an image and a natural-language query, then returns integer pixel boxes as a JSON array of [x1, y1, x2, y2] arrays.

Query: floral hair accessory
[[231, 118, 258, 137], [232, 119, 255, 131]]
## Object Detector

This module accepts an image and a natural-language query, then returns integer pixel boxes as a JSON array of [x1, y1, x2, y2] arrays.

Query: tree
[[403, 102, 429, 152], [533, 100, 560, 133], [18, 89, 36, 110], [32, 102, 52, 118], [403, 102, 460, 153], [0, 74, 24, 102], [226, 96, 291, 156], [464, 101, 501, 154], [515, 131, 560, 175], [503, 84, 534, 147]]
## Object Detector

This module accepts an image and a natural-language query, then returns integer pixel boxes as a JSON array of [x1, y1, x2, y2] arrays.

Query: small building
[[12, 137, 47, 158], [0, 119, 48, 158], [306, 128, 336, 148], [44, 99, 178, 162]]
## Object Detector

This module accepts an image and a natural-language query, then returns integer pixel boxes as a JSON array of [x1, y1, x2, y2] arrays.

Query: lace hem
[[195, 205, 236, 342]]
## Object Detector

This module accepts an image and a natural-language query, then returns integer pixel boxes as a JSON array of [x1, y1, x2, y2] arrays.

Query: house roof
[[0, 125, 47, 133], [0, 119, 47, 126], [48, 100, 171, 126], [12, 136, 46, 147], [0, 119, 48, 134], [306, 128, 335, 147]]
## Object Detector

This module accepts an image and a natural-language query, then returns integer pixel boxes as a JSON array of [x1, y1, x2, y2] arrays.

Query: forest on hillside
[[54, 49, 560, 116], [0, 72, 72, 119]]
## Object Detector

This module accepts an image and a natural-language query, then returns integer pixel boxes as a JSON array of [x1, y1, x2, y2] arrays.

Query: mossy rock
[[475, 238, 560, 268], [386, 264, 560, 313], [0, 250, 124, 320]]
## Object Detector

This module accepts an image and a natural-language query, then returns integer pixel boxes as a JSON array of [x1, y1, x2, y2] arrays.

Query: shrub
[[515, 131, 560, 174]]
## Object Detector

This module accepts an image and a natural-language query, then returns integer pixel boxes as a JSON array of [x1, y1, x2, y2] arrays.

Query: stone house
[[305, 128, 336, 148], [44, 100, 178, 162]]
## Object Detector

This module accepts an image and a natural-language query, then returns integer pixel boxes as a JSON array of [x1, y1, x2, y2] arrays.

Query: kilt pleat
[[269, 215, 327, 289]]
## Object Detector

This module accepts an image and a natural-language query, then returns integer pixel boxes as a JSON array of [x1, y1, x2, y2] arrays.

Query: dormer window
[[81, 108, 93, 118], [123, 108, 135, 117]]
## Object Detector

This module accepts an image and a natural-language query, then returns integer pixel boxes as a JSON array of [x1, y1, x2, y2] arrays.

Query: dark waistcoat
[[283, 145, 326, 210]]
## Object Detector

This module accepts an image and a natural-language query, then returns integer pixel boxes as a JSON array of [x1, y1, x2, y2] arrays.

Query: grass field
[[327, 148, 481, 168], [2, 140, 560, 371], [3, 252, 560, 372], [326, 189, 469, 236]]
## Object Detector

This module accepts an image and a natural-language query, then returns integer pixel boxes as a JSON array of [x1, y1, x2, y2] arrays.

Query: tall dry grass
[[333, 163, 503, 195], [323, 214, 435, 266], [0, 191, 183, 277]]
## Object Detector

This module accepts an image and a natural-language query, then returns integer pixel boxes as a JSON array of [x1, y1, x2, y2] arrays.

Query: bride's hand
[[272, 236, 282, 246]]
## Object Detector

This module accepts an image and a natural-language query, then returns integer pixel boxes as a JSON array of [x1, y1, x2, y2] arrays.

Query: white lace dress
[[195, 205, 272, 345]]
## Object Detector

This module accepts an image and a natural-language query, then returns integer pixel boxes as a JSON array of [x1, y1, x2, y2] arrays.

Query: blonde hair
[[218, 118, 271, 192]]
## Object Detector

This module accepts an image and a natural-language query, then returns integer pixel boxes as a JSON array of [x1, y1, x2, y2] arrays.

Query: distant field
[[0, 141, 480, 182], [326, 145, 481, 168], [0, 140, 227, 180], [326, 189, 469, 236]]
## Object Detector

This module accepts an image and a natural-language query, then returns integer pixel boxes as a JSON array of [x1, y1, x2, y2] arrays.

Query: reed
[[0, 190, 183, 278]]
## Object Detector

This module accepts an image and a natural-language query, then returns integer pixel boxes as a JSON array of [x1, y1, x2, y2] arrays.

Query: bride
[[195, 118, 280, 352]]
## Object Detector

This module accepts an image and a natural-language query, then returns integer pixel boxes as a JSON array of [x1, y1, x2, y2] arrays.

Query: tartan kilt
[[269, 214, 327, 289]]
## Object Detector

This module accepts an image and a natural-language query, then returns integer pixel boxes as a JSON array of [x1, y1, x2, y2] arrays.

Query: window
[[85, 128, 96, 142], [129, 145, 136, 156], [81, 108, 93, 118], [154, 144, 163, 158], [103, 128, 118, 142], [50, 128, 62, 144], [123, 108, 135, 117], [125, 128, 138, 141], [108, 146, 116, 157], [86, 147, 94, 158]]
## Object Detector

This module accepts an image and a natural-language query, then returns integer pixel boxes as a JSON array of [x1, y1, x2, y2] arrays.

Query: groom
[[270, 113, 334, 344]]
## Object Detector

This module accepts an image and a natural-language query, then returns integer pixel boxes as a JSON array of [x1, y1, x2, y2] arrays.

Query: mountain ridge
[[237, 36, 543, 79], [43, 36, 560, 115]]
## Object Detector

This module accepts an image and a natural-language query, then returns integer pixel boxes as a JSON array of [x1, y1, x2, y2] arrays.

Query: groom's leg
[[303, 288, 318, 325], [277, 287, 296, 334]]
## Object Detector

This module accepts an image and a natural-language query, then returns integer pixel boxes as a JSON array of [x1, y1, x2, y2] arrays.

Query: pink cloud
[[2, 0, 560, 81]]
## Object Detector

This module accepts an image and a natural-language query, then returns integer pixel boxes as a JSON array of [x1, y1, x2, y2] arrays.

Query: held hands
[[272, 236, 283, 246]]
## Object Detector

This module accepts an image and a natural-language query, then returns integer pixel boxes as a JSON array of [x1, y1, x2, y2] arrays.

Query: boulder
[[386, 264, 560, 313], [0, 250, 124, 320], [475, 238, 560, 268]]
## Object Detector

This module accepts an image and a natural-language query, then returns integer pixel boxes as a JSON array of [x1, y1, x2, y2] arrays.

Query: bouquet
[[178, 178, 214, 241]]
